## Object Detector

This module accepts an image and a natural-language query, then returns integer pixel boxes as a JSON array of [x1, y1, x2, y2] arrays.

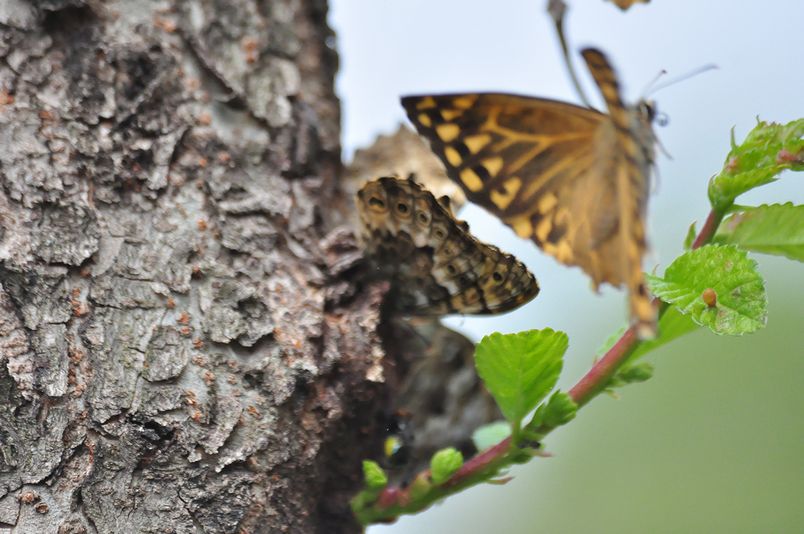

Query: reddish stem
[[691, 209, 722, 250], [568, 327, 638, 407], [366, 208, 722, 519], [445, 437, 512, 487], [372, 328, 640, 512]]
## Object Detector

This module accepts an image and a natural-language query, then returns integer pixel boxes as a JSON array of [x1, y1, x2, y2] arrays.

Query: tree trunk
[[0, 1, 385, 532]]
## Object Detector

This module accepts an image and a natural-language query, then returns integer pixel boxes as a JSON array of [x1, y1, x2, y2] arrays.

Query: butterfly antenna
[[646, 64, 718, 96], [640, 69, 668, 98], [547, 0, 592, 108]]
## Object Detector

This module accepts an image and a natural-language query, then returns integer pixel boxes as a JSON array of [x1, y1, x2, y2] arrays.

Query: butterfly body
[[356, 176, 539, 316], [402, 48, 659, 336]]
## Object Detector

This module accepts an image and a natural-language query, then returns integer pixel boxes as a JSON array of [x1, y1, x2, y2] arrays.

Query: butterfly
[[381, 320, 503, 482], [356, 176, 539, 316], [401, 48, 659, 337], [610, 0, 650, 10]]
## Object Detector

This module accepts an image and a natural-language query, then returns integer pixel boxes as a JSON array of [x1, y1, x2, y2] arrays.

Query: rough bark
[[0, 1, 387, 532]]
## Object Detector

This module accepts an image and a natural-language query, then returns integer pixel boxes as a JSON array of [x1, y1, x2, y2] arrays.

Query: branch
[[354, 206, 724, 523], [691, 209, 724, 249], [568, 326, 638, 407]]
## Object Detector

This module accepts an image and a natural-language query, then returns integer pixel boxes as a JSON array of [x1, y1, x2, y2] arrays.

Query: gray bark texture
[[0, 1, 389, 532]]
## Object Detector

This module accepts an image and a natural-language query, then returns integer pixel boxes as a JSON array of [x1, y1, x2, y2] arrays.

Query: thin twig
[[358, 207, 724, 522], [444, 437, 512, 488], [569, 327, 638, 407]]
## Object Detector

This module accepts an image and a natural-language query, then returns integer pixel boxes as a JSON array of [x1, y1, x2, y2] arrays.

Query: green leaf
[[646, 245, 767, 335], [408, 473, 432, 501], [475, 329, 567, 425], [472, 421, 511, 452], [708, 118, 803, 212], [714, 203, 804, 262], [430, 448, 464, 485], [683, 222, 697, 250], [614, 362, 654, 384], [362, 460, 387, 490], [539, 391, 577, 428], [607, 362, 654, 391]]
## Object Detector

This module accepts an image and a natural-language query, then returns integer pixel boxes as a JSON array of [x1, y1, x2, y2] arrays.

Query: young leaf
[[362, 460, 388, 490], [540, 391, 577, 428], [708, 118, 803, 212], [430, 448, 463, 485], [408, 473, 432, 501], [475, 330, 567, 425], [714, 203, 804, 262], [613, 362, 654, 385], [472, 421, 511, 452], [528, 390, 578, 432], [646, 245, 767, 335], [683, 222, 697, 250]]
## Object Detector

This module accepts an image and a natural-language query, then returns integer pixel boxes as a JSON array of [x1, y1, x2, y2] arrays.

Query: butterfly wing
[[356, 177, 539, 316], [400, 93, 626, 283], [581, 48, 657, 336], [401, 93, 607, 219], [402, 49, 657, 335], [384, 320, 503, 481]]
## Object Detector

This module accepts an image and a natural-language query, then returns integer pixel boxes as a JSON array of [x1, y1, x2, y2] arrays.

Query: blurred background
[[330, 1, 804, 532]]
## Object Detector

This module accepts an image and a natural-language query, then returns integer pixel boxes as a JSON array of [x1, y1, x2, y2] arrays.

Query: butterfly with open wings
[[402, 48, 659, 337]]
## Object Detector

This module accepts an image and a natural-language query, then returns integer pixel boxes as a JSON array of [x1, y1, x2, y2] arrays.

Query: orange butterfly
[[402, 48, 659, 337]]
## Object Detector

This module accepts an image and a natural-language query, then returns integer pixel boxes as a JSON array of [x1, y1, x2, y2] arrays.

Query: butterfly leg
[[546, 0, 592, 108]]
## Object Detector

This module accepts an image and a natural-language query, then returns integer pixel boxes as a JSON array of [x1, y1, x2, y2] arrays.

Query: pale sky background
[[329, 1, 803, 532]]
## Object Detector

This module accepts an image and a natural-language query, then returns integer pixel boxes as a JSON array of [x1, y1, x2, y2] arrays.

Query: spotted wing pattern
[[356, 176, 539, 316], [401, 47, 658, 336]]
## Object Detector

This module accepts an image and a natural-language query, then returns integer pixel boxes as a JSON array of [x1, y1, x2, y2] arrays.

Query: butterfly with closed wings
[[402, 48, 659, 337], [356, 176, 539, 317]]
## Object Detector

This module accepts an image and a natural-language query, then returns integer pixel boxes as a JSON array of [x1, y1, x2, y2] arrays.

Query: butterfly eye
[[639, 100, 657, 122], [368, 197, 385, 208], [656, 112, 670, 127]]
